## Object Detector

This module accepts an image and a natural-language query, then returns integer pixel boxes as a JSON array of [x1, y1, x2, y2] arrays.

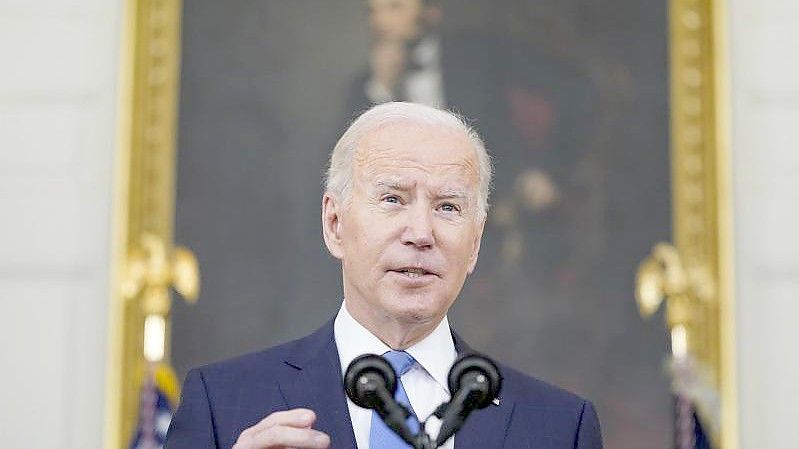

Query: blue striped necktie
[[369, 350, 419, 449]]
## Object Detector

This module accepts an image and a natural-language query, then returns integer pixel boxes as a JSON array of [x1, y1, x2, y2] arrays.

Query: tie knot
[[382, 350, 416, 376]]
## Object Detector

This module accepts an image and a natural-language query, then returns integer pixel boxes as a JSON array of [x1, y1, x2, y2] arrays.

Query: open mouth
[[391, 267, 438, 278]]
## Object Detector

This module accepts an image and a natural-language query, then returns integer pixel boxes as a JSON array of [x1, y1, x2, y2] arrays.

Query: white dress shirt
[[365, 35, 446, 108], [334, 302, 457, 449]]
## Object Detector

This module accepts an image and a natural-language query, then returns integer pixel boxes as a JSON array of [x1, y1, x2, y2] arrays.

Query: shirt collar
[[410, 35, 441, 69], [334, 301, 457, 393]]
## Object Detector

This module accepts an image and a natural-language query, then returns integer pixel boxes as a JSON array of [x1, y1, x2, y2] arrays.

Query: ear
[[466, 218, 486, 274], [322, 193, 345, 260]]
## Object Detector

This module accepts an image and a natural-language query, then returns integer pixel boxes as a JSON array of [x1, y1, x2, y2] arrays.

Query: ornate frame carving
[[104, 0, 186, 448], [637, 0, 737, 446]]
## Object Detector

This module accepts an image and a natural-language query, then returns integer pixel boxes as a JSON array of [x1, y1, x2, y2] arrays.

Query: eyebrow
[[436, 188, 470, 200], [373, 178, 470, 201], [374, 178, 411, 191]]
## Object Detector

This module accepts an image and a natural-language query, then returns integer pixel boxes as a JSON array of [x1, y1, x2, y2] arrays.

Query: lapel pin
[[492, 398, 501, 406]]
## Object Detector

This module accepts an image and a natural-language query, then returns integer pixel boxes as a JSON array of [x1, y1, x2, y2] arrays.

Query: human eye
[[438, 202, 462, 214], [381, 194, 402, 204]]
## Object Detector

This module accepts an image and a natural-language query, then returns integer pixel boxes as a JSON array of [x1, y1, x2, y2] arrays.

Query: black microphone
[[344, 354, 417, 445], [434, 355, 502, 447]]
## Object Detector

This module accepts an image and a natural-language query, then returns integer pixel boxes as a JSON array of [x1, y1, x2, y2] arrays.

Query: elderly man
[[165, 102, 602, 449]]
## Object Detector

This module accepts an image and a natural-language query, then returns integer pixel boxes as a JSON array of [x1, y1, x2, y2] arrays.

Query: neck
[[344, 299, 442, 350]]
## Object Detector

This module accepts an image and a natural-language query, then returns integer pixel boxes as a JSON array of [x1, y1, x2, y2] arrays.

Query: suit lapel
[[279, 321, 357, 449], [452, 332, 515, 449], [453, 398, 515, 449]]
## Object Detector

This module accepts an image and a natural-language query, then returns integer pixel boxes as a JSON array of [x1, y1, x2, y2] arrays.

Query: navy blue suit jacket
[[164, 320, 603, 449]]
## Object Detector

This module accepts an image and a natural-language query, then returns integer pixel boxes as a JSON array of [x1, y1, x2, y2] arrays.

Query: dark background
[[173, 1, 672, 448]]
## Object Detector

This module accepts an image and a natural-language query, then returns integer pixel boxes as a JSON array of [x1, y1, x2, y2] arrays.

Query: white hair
[[324, 102, 493, 220]]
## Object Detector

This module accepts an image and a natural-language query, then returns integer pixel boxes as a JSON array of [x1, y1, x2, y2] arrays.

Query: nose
[[401, 203, 434, 249]]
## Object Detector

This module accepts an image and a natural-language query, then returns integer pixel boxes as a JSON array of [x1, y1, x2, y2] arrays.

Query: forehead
[[353, 121, 478, 186]]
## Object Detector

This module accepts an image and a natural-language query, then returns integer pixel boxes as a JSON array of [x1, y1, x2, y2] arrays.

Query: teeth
[[400, 268, 426, 277]]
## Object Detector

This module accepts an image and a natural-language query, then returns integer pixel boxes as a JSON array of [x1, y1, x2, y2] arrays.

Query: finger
[[252, 425, 330, 449], [246, 409, 317, 436]]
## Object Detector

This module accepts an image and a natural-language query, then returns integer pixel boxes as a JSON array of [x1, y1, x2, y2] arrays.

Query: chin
[[382, 292, 449, 324]]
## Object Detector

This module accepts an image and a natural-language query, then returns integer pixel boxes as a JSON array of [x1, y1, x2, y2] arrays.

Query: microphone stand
[[345, 353, 501, 449], [372, 390, 434, 449]]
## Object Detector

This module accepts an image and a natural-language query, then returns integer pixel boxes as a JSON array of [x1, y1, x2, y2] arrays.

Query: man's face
[[367, 0, 427, 42], [324, 121, 484, 328]]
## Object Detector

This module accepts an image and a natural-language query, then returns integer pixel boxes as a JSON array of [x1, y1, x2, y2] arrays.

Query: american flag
[[675, 393, 712, 449], [671, 357, 718, 449], [129, 363, 179, 449]]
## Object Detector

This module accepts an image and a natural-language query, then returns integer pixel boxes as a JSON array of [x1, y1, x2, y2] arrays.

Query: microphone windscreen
[[447, 354, 502, 409], [344, 354, 397, 409]]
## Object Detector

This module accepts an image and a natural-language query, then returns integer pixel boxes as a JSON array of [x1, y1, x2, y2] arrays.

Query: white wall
[[729, 0, 799, 448], [0, 1, 121, 448]]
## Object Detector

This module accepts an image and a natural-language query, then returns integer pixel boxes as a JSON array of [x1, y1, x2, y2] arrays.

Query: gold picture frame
[[104, 0, 191, 448], [104, 0, 738, 447], [635, 0, 737, 447]]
